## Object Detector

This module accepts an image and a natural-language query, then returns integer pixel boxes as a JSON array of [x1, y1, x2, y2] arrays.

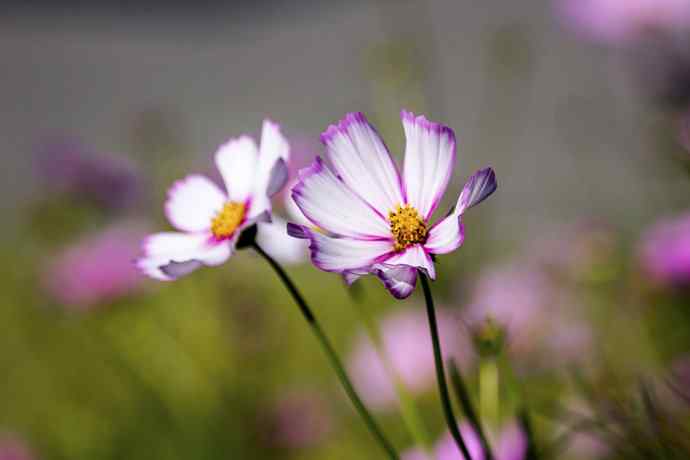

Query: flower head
[[348, 307, 473, 410], [638, 212, 690, 286], [35, 137, 141, 211], [0, 435, 35, 460], [137, 120, 289, 280], [43, 223, 146, 310], [556, 0, 690, 45], [289, 111, 496, 298], [402, 422, 526, 460]]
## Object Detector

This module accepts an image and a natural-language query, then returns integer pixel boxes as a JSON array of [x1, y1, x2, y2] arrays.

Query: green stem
[[353, 299, 432, 452], [449, 360, 495, 460], [253, 242, 399, 460], [479, 357, 499, 426], [419, 272, 472, 460]]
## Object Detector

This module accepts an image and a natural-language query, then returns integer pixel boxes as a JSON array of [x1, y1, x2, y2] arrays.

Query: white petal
[[456, 167, 497, 215], [137, 231, 233, 280], [373, 265, 418, 299], [292, 158, 391, 239], [256, 217, 308, 265], [164, 175, 226, 232], [382, 245, 436, 279], [401, 110, 456, 220], [247, 120, 290, 219], [294, 225, 394, 272], [284, 180, 311, 226], [215, 136, 259, 202], [425, 214, 465, 254], [321, 112, 404, 215]]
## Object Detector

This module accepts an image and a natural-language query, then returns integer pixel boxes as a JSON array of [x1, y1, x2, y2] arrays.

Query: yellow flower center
[[211, 201, 246, 239], [389, 204, 428, 252]]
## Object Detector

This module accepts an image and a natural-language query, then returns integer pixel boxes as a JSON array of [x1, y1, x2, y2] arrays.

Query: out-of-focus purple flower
[[0, 435, 35, 460], [638, 213, 690, 286], [35, 138, 141, 211], [464, 264, 592, 369], [43, 223, 147, 310], [402, 422, 526, 460], [527, 221, 618, 281], [556, 0, 690, 45], [348, 307, 473, 410], [264, 390, 333, 449]]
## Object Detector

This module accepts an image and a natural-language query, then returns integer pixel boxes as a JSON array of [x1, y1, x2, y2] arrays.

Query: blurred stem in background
[[480, 357, 500, 427], [352, 295, 433, 453], [250, 241, 400, 460], [419, 273, 472, 460]]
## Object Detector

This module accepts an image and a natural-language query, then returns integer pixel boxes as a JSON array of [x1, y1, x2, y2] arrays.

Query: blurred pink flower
[[638, 212, 690, 286], [464, 264, 592, 369], [556, 0, 690, 45], [0, 435, 35, 460], [43, 224, 147, 310], [265, 390, 333, 449], [34, 138, 141, 211], [402, 422, 526, 460], [348, 307, 473, 410]]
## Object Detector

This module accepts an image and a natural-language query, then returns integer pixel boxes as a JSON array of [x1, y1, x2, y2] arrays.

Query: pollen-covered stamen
[[389, 204, 428, 252], [211, 201, 246, 239]]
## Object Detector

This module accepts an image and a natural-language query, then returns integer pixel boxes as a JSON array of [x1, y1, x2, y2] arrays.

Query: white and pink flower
[[288, 111, 496, 298], [137, 120, 290, 280]]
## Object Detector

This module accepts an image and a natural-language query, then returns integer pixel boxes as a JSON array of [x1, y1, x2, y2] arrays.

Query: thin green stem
[[419, 272, 472, 460], [353, 300, 433, 452], [252, 242, 399, 460], [479, 357, 499, 426], [449, 359, 495, 460]]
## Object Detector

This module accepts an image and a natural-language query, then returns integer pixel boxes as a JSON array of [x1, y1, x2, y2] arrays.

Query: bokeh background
[[2, 0, 690, 458]]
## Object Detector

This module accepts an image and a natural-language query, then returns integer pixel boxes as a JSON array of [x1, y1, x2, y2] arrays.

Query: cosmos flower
[[464, 263, 593, 369], [43, 223, 146, 310], [288, 111, 496, 299], [262, 390, 334, 449], [35, 137, 141, 211], [0, 435, 35, 460], [638, 212, 690, 286], [348, 307, 473, 410], [556, 0, 690, 45], [402, 422, 526, 460], [137, 120, 289, 280]]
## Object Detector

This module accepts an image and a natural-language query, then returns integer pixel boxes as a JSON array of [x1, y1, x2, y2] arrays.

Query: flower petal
[[137, 231, 233, 280], [292, 157, 391, 239], [215, 135, 259, 202], [321, 112, 404, 215], [425, 214, 465, 254], [382, 245, 436, 279], [249, 120, 291, 218], [401, 110, 457, 220], [373, 265, 418, 299], [256, 217, 308, 265], [164, 174, 226, 232], [456, 167, 497, 215], [290, 225, 394, 272]]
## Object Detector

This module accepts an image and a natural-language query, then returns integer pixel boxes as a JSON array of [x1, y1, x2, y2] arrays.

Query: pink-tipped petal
[[401, 110, 457, 220], [292, 157, 390, 239], [456, 167, 497, 215], [164, 174, 226, 232], [373, 265, 418, 299], [215, 136, 259, 202], [296, 226, 394, 273], [321, 112, 404, 215], [382, 245, 436, 279], [425, 214, 466, 254], [137, 232, 233, 280]]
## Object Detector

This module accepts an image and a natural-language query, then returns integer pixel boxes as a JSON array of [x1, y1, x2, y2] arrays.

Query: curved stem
[[252, 242, 399, 460], [419, 272, 472, 460]]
